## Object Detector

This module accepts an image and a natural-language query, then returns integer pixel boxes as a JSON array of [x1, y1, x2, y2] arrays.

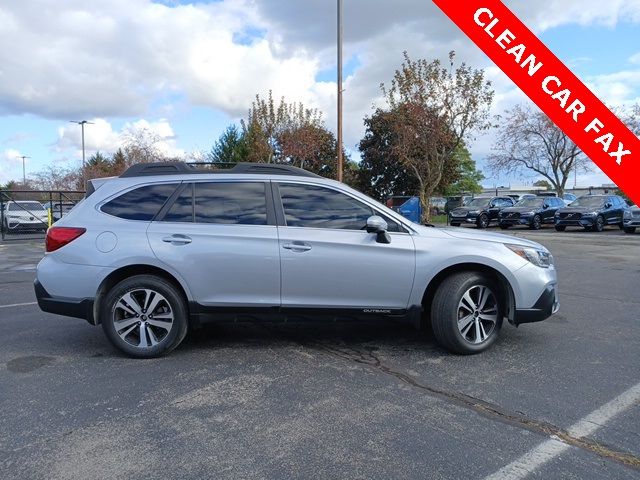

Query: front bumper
[[513, 284, 559, 325], [449, 214, 479, 224], [34, 280, 94, 324], [555, 216, 596, 227], [624, 219, 640, 227], [500, 216, 532, 226]]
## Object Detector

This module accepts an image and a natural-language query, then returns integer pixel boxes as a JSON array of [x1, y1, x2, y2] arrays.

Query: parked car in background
[[35, 162, 559, 358], [43, 201, 77, 222], [623, 205, 640, 234], [554, 195, 627, 232], [562, 193, 577, 205], [444, 195, 473, 214], [449, 196, 515, 229], [1, 201, 49, 233], [498, 196, 563, 230], [430, 197, 447, 215]]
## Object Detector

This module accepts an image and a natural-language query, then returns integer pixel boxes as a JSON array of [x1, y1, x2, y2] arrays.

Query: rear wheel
[[477, 214, 489, 229], [555, 225, 566, 232], [431, 272, 503, 354], [530, 215, 542, 230], [101, 275, 188, 358], [624, 226, 636, 234]]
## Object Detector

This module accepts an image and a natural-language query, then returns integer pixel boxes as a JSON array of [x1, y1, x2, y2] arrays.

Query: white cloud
[[0, 149, 26, 183], [629, 52, 640, 65], [54, 118, 184, 161]]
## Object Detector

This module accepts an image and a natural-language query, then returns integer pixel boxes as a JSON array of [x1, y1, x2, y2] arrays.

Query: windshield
[[570, 196, 605, 208], [8, 202, 45, 212], [515, 198, 544, 207], [466, 198, 491, 208]]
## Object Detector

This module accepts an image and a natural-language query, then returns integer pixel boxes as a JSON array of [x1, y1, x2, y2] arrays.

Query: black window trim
[[155, 180, 276, 226], [272, 181, 410, 234]]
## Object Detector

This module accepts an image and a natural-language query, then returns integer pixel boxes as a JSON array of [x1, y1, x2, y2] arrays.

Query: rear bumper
[[513, 284, 559, 325], [34, 280, 94, 324]]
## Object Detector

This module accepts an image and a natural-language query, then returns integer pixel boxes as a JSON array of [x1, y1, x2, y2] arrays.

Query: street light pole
[[70, 120, 94, 187], [336, 0, 343, 182], [20, 156, 30, 185]]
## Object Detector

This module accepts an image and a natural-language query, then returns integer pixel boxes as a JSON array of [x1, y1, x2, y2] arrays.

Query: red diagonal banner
[[433, 0, 640, 205]]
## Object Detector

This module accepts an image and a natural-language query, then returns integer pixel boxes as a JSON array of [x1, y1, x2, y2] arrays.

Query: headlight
[[506, 244, 553, 268], [624, 210, 632, 219], [554, 211, 561, 217], [468, 210, 480, 215], [582, 212, 597, 217], [521, 211, 535, 216]]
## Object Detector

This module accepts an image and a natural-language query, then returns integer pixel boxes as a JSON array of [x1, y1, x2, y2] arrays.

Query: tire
[[476, 213, 489, 229], [431, 272, 503, 355], [618, 222, 624, 230], [624, 226, 636, 234], [593, 216, 605, 232], [554, 225, 566, 232], [450, 222, 460, 227], [499, 223, 510, 230], [530, 215, 542, 230], [101, 275, 188, 358]]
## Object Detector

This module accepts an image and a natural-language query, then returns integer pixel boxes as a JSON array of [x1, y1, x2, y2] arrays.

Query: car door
[[543, 198, 557, 223], [147, 181, 281, 308], [274, 182, 416, 311]]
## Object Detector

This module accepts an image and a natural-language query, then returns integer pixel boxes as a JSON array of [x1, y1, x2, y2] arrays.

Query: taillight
[[46, 227, 86, 252]]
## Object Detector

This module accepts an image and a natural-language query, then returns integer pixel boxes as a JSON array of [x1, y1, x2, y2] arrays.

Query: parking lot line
[[0, 302, 37, 309], [484, 382, 640, 479]]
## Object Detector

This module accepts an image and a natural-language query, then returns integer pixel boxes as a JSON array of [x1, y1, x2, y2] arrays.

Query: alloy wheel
[[112, 289, 174, 348], [457, 285, 498, 344]]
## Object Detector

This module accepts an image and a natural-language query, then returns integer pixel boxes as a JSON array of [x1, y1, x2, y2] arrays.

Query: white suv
[[35, 162, 559, 358]]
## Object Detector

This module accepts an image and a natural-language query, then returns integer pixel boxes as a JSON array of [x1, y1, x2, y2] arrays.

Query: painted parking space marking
[[484, 382, 640, 479], [0, 302, 37, 309]]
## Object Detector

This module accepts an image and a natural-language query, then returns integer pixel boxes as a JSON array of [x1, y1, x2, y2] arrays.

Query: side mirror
[[366, 215, 391, 244], [605, 202, 612, 209], [543, 203, 549, 209]]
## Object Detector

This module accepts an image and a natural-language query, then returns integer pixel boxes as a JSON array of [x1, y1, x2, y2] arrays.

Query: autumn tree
[[379, 52, 494, 221], [488, 104, 590, 196]]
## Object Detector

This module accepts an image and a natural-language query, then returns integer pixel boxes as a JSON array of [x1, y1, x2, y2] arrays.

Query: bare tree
[[381, 51, 494, 222], [488, 104, 590, 196]]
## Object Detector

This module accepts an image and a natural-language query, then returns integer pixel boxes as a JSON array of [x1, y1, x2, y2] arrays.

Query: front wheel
[[624, 226, 636, 234], [450, 222, 460, 227], [431, 272, 503, 354], [476, 214, 489, 229], [593, 215, 605, 232], [555, 225, 566, 232], [530, 215, 542, 230], [499, 223, 510, 230], [101, 275, 188, 358]]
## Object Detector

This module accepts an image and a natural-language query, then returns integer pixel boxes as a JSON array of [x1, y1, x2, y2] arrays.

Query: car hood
[[450, 206, 487, 213], [7, 210, 48, 217], [437, 226, 544, 249], [501, 206, 541, 213], [557, 206, 600, 213]]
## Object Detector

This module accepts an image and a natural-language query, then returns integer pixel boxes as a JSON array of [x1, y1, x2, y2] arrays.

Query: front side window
[[195, 182, 267, 225], [102, 184, 179, 221], [279, 183, 401, 231]]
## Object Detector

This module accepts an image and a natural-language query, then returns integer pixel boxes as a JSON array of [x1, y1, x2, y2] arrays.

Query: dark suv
[[554, 195, 627, 232], [499, 196, 564, 230], [449, 196, 515, 229]]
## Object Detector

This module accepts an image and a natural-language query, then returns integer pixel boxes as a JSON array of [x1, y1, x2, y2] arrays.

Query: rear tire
[[624, 226, 636, 234], [101, 275, 188, 358], [431, 272, 503, 355], [554, 225, 566, 232]]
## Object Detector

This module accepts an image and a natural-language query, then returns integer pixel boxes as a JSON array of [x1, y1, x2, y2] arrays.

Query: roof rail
[[119, 161, 321, 178]]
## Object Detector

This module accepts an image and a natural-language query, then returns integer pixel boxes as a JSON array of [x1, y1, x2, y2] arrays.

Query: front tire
[[450, 222, 460, 227], [593, 215, 605, 232], [555, 225, 566, 232], [530, 215, 542, 230], [624, 226, 636, 234], [476, 214, 489, 229], [499, 223, 510, 230], [431, 272, 503, 354], [101, 275, 188, 358]]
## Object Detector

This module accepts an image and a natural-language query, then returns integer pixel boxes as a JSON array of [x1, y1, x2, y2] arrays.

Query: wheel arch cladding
[[421, 263, 516, 325], [93, 265, 190, 325]]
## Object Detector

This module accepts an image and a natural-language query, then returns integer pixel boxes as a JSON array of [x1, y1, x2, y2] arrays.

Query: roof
[[119, 162, 321, 179]]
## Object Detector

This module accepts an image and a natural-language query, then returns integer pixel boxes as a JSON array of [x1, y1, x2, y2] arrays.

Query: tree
[[533, 179, 552, 190], [208, 125, 248, 164], [379, 51, 494, 221], [440, 144, 484, 195], [488, 104, 590, 196]]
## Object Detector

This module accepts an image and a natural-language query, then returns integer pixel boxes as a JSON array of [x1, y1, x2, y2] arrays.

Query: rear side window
[[102, 184, 178, 221], [164, 185, 194, 223], [194, 182, 267, 225]]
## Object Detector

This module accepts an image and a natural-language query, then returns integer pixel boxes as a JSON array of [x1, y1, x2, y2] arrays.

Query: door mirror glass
[[605, 202, 612, 209], [366, 215, 391, 244], [543, 203, 549, 209]]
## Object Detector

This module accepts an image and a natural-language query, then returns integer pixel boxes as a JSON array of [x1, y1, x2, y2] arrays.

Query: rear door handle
[[282, 242, 312, 252], [162, 234, 192, 245]]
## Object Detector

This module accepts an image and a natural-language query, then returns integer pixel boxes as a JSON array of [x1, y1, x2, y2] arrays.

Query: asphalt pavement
[[0, 227, 638, 480]]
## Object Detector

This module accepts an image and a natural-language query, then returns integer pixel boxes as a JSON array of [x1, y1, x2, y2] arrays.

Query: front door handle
[[282, 242, 312, 252], [162, 234, 192, 245]]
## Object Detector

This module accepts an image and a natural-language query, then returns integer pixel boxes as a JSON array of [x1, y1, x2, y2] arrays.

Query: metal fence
[[0, 190, 85, 241]]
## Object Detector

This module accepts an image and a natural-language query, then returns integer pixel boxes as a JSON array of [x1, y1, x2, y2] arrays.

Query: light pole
[[336, 0, 343, 182], [20, 156, 30, 185], [70, 120, 94, 184]]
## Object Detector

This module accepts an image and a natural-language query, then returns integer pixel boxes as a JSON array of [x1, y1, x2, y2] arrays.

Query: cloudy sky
[[1, 0, 639, 187]]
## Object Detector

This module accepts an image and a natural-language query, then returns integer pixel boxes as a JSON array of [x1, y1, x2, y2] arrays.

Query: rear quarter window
[[101, 183, 179, 221]]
